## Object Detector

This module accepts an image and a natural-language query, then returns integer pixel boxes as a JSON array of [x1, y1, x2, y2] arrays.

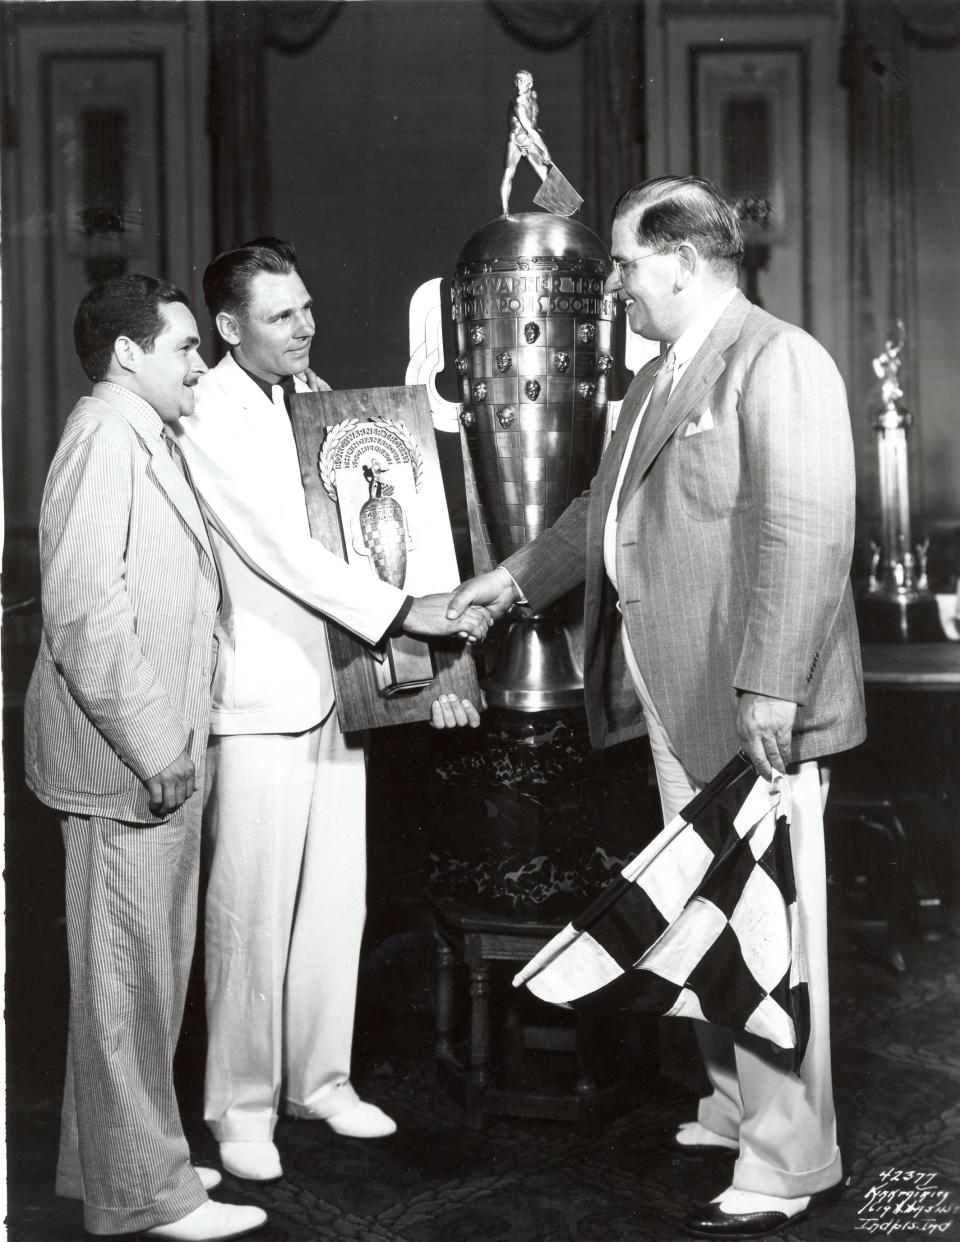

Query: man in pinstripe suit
[[448, 177, 866, 1238], [24, 276, 266, 1240]]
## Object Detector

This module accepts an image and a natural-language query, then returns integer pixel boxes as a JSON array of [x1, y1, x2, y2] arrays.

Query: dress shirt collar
[[234, 357, 296, 404], [92, 381, 166, 444], [668, 284, 739, 377]]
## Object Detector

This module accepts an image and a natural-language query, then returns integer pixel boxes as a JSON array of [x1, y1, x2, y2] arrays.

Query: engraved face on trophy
[[524, 380, 541, 401], [524, 322, 540, 343], [577, 381, 596, 401], [496, 351, 513, 374], [472, 380, 487, 402], [597, 353, 613, 376], [553, 350, 570, 374], [456, 355, 469, 376], [577, 323, 596, 345]]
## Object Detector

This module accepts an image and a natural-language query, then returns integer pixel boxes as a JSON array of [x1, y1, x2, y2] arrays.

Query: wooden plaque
[[289, 384, 480, 732]]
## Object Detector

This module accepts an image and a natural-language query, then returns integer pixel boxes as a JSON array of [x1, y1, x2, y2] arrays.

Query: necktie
[[616, 347, 677, 513], [276, 375, 297, 418]]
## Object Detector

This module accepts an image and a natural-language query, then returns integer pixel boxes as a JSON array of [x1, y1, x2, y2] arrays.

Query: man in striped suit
[[24, 277, 266, 1241], [448, 177, 865, 1238]]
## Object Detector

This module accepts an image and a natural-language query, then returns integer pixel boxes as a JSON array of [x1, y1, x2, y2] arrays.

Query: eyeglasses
[[610, 250, 670, 278]]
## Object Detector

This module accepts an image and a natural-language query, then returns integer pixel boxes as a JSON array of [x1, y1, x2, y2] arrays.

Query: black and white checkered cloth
[[513, 752, 810, 1071]]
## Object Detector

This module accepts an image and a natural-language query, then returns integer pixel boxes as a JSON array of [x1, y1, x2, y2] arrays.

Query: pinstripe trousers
[[624, 636, 842, 1198], [56, 792, 208, 1234]]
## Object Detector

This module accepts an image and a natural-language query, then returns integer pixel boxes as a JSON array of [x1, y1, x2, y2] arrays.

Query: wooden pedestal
[[430, 896, 642, 1130]]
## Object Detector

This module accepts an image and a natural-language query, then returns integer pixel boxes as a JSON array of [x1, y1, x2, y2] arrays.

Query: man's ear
[[674, 242, 699, 290], [112, 335, 140, 376], [216, 310, 242, 347]]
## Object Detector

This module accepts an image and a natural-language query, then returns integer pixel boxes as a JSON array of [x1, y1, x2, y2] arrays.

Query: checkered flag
[[513, 753, 810, 1071]]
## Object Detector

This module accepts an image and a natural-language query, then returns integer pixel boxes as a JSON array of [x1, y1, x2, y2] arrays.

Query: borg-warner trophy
[[452, 216, 616, 708]]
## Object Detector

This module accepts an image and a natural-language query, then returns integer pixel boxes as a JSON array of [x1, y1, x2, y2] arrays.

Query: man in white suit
[[24, 276, 265, 1241], [448, 177, 865, 1238], [174, 238, 487, 1183]]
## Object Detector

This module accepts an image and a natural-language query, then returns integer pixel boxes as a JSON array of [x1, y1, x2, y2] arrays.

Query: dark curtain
[[582, 3, 645, 237], [207, 1, 343, 253]]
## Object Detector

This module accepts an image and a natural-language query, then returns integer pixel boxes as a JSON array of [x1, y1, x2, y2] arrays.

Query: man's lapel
[[148, 439, 216, 564], [595, 359, 660, 519], [625, 292, 752, 489]]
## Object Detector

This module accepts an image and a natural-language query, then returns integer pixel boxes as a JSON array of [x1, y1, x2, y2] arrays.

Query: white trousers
[[624, 638, 842, 1197], [202, 711, 367, 1141], [57, 804, 208, 1234]]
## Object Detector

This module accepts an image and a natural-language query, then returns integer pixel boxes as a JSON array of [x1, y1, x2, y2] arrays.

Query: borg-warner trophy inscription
[[500, 70, 583, 219], [289, 386, 480, 731], [452, 212, 617, 709], [857, 323, 943, 642]]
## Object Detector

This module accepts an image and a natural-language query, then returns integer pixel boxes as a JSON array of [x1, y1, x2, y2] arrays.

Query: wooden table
[[860, 641, 960, 687], [827, 640, 960, 970]]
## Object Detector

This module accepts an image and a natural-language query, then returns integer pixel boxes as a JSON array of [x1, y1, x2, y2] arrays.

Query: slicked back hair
[[203, 236, 300, 320], [612, 176, 744, 276], [74, 274, 189, 383]]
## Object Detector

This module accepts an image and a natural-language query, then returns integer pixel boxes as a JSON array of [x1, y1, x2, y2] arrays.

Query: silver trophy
[[858, 323, 942, 642], [452, 212, 616, 708]]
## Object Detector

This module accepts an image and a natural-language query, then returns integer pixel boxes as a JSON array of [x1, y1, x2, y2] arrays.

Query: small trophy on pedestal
[[857, 322, 943, 643]]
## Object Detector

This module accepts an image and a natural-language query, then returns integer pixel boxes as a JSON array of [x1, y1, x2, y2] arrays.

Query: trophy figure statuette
[[857, 323, 943, 643], [453, 106, 613, 709], [500, 70, 583, 220]]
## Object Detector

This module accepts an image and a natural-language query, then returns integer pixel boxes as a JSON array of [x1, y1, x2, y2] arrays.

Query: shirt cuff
[[384, 594, 415, 639]]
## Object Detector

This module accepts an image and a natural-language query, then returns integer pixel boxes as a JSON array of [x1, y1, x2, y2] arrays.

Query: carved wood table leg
[[435, 936, 455, 1061]]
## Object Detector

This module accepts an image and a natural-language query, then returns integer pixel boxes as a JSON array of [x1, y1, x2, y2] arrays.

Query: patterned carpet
[[6, 721, 960, 1241]]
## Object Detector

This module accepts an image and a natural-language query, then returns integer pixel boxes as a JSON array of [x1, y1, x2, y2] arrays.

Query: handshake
[[401, 566, 521, 644], [400, 566, 521, 730]]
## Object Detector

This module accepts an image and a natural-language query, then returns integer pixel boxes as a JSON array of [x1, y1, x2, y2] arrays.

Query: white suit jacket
[[174, 353, 405, 735], [25, 384, 220, 822]]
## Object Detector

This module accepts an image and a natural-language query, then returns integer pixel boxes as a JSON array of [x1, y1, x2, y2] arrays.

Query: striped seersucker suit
[[24, 382, 220, 1234], [505, 290, 866, 1199]]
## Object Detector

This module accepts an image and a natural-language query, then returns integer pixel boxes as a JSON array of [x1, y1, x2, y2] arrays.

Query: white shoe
[[325, 1101, 397, 1138], [145, 1200, 267, 1240], [195, 1167, 222, 1192], [219, 1140, 283, 1182]]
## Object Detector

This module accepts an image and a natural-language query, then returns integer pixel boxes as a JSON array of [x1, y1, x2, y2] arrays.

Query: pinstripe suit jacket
[[506, 291, 866, 783], [24, 384, 220, 822]]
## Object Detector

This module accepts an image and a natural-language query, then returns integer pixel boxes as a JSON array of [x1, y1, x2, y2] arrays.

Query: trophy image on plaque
[[857, 322, 943, 643], [452, 105, 614, 709]]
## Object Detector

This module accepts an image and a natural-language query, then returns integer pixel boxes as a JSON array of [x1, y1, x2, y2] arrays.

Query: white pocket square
[[684, 408, 715, 437]]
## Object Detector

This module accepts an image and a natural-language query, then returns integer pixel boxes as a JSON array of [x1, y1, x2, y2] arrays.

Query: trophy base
[[482, 613, 584, 711], [856, 589, 945, 644]]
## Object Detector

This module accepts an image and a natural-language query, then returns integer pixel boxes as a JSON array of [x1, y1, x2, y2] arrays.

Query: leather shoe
[[144, 1200, 266, 1240], [683, 1181, 844, 1238], [325, 1101, 397, 1138], [219, 1141, 283, 1182]]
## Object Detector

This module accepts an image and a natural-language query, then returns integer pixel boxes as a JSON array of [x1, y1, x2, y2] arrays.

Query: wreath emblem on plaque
[[318, 416, 424, 504]]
